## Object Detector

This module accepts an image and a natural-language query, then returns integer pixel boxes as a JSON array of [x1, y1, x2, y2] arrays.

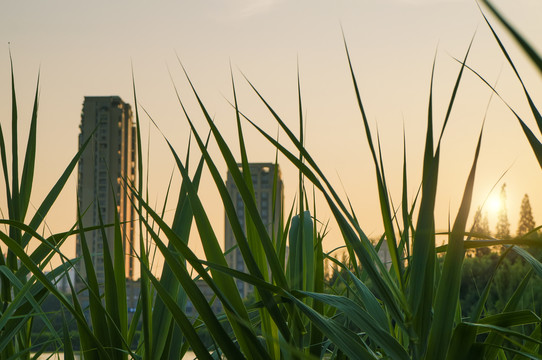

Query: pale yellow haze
[[1, 1, 542, 274]]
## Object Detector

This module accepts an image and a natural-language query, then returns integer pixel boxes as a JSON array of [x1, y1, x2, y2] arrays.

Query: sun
[[487, 194, 501, 214]]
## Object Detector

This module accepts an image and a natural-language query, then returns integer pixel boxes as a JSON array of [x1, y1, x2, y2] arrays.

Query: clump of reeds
[[1, 1, 542, 359]]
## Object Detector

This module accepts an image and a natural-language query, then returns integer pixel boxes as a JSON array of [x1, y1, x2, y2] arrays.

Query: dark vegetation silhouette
[[2, 1, 542, 358]]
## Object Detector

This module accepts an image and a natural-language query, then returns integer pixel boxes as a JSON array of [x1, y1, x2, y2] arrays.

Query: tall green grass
[[1, 1, 542, 359]]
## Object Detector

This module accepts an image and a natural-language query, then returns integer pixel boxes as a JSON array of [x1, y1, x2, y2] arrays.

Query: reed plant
[[1, 1, 542, 359]]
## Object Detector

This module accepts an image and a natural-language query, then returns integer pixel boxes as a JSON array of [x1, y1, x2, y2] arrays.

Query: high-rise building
[[75, 96, 137, 309], [224, 163, 283, 298]]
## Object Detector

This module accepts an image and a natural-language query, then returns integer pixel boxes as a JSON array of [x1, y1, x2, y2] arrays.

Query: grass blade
[[97, 206, 126, 360], [20, 128, 95, 249], [230, 68, 279, 356], [300, 291, 410, 360], [76, 205, 111, 352], [426, 126, 483, 359], [286, 292, 378, 360], [171, 68, 293, 344], [0, 230, 109, 360], [238, 104, 408, 327], [480, 0, 542, 74], [19, 71, 39, 219], [343, 38, 404, 292], [141, 261, 213, 360], [179, 62, 289, 290], [151, 136, 204, 360], [132, 200, 247, 359]]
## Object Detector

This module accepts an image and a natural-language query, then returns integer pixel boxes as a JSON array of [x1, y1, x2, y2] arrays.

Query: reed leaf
[[343, 39, 404, 292], [0, 229, 109, 360], [131, 71, 153, 360], [140, 260, 213, 360], [20, 129, 94, 250], [18, 71, 39, 220], [132, 198, 248, 359], [231, 68, 279, 357], [479, 8, 542, 166], [285, 292, 378, 359], [76, 205, 111, 352], [481, 0, 542, 74], [425, 126, 483, 360], [239, 107, 408, 326], [97, 207, 125, 360], [179, 63, 289, 291], [150, 138, 203, 360], [171, 68, 295, 345], [484, 267, 535, 358], [299, 291, 410, 360]]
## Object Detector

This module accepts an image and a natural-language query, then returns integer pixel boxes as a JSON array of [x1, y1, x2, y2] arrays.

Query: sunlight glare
[[487, 195, 501, 214]]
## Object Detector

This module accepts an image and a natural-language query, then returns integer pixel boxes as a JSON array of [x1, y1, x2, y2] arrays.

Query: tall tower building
[[224, 163, 283, 298], [75, 96, 137, 308]]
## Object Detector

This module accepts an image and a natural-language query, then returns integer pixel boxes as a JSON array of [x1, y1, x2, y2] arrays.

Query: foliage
[[472, 207, 490, 238], [461, 248, 542, 317], [1, 1, 542, 359], [470, 207, 491, 257], [517, 194, 536, 236], [495, 184, 511, 240]]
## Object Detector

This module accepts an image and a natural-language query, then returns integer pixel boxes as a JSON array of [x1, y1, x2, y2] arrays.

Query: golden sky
[[1, 0, 541, 270]]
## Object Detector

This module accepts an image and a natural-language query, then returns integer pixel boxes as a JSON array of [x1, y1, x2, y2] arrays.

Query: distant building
[[224, 163, 283, 298], [377, 239, 391, 270], [75, 96, 138, 310], [51, 268, 75, 294]]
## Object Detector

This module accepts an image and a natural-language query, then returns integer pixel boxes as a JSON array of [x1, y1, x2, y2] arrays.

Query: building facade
[[224, 163, 283, 298], [75, 96, 137, 309]]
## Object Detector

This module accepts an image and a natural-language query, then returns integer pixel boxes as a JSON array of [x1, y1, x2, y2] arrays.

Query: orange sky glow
[[1, 0, 541, 274]]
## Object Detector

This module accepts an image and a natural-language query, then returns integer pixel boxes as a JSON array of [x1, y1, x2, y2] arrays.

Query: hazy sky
[[1, 0, 541, 270]]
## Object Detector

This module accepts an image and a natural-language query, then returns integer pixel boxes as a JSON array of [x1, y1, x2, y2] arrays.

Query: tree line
[[472, 183, 537, 241]]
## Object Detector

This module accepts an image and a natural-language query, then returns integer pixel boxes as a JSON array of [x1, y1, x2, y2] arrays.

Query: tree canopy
[[495, 183, 511, 239], [517, 193, 536, 236]]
